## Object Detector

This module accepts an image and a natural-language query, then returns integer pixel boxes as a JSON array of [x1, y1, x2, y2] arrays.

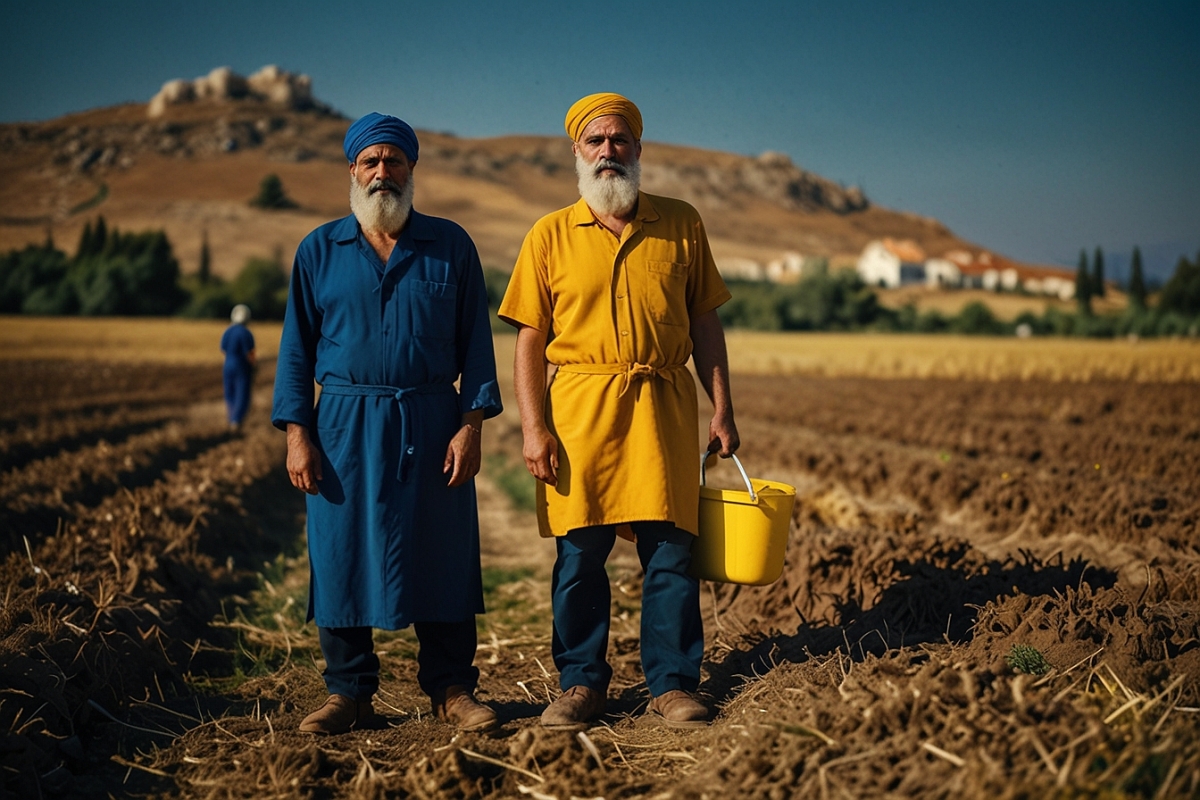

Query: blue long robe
[[221, 323, 255, 424], [272, 212, 502, 629]]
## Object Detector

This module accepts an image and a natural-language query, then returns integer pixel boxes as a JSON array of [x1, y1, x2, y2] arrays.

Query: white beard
[[349, 174, 414, 234], [576, 153, 640, 217]]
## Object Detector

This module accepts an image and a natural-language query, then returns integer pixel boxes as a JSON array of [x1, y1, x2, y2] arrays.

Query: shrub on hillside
[[178, 273, 234, 318], [1074, 311, 1118, 338], [228, 255, 289, 319], [250, 174, 298, 210], [1012, 310, 1052, 336], [950, 301, 1005, 335], [1153, 311, 1199, 337], [0, 242, 71, 313], [781, 270, 881, 330], [720, 271, 885, 332], [719, 281, 784, 330], [482, 267, 510, 310], [881, 302, 950, 333]]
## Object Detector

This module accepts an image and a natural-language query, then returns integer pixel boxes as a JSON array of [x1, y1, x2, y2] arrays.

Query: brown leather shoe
[[647, 690, 708, 729], [540, 685, 606, 731], [433, 685, 498, 732], [299, 694, 385, 734]]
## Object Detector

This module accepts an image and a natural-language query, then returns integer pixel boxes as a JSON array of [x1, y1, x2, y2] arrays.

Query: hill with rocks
[[0, 65, 980, 280]]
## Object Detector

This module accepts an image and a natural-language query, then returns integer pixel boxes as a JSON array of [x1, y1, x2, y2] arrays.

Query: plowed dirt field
[[2, 327, 1198, 799]]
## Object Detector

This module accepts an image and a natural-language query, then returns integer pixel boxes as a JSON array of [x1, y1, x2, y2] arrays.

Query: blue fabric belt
[[320, 381, 456, 482]]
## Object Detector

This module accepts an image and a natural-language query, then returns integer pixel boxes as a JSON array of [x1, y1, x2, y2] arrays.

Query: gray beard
[[349, 174, 414, 234], [576, 153, 640, 217]]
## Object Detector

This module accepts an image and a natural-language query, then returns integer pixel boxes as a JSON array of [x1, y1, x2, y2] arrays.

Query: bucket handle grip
[[700, 452, 757, 503]]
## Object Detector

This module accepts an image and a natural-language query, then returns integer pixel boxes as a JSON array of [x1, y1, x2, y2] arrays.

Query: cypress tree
[[1159, 254, 1200, 315], [198, 229, 212, 285], [94, 217, 108, 256], [1075, 249, 1092, 315], [76, 221, 94, 260], [1129, 246, 1146, 310], [1093, 246, 1106, 298]]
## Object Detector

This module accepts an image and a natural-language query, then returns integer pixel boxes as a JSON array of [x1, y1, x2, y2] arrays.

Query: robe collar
[[328, 210, 436, 246], [569, 191, 660, 229]]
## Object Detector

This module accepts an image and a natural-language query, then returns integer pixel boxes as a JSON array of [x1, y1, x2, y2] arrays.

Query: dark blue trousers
[[318, 621, 479, 700], [551, 521, 703, 697], [223, 365, 252, 424]]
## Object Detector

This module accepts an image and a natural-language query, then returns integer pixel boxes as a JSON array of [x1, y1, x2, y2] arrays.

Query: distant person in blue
[[272, 112, 503, 735], [220, 303, 256, 430]]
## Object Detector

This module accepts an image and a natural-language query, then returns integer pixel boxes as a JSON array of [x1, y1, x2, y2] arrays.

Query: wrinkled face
[[349, 143, 413, 194], [572, 115, 641, 173], [573, 115, 641, 217], [348, 143, 415, 234]]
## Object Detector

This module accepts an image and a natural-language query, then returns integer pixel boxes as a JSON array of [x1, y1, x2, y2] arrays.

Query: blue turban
[[343, 112, 419, 164]]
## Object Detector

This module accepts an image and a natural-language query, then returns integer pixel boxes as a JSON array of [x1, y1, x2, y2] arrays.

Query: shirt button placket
[[616, 257, 632, 355]]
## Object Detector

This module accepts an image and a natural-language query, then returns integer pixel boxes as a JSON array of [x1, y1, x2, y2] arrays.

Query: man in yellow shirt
[[499, 93, 739, 730]]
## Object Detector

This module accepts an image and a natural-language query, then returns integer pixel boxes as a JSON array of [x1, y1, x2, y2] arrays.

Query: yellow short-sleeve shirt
[[499, 192, 731, 538]]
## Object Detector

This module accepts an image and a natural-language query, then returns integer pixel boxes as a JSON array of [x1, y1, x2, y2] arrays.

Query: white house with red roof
[[860, 242, 1076, 298], [857, 238, 930, 287]]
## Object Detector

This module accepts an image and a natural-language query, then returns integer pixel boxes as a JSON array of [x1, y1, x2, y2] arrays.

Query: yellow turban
[[564, 93, 643, 141]]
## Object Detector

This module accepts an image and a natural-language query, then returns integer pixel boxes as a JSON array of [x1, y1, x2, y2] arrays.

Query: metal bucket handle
[[700, 451, 758, 504]]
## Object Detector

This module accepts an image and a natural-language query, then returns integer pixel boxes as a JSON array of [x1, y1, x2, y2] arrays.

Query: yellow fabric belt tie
[[557, 362, 687, 397]]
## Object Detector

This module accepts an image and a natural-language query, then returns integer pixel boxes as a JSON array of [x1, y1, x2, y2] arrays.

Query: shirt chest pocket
[[644, 261, 689, 327], [410, 280, 457, 341]]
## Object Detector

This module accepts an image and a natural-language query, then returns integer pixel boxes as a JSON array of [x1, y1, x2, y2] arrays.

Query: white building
[[765, 251, 805, 282], [1036, 275, 1075, 300], [857, 239, 929, 288], [923, 258, 961, 287], [716, 257, 765, 281], [958, 251, 1076, 298]]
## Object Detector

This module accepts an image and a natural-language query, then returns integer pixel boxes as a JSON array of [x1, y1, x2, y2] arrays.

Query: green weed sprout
[[1006, 644, 1051, 676]]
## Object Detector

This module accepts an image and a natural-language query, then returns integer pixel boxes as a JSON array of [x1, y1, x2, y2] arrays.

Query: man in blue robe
[[272, 112, 503, 734]]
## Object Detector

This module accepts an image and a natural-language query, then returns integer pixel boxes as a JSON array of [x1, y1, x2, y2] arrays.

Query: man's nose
[[598, 138, 617, 159]]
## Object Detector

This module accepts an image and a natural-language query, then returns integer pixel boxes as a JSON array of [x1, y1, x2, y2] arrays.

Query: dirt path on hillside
[[1, 361, 1197, 798]]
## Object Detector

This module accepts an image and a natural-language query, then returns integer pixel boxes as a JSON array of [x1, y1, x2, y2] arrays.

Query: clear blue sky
[[2, 0, 1196, 279]]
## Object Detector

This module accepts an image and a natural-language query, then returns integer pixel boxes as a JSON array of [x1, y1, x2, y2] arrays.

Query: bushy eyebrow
[[357, 155, 406, 167], [584, 133, 630, 145]]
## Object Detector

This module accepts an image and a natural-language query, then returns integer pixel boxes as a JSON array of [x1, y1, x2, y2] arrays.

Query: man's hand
[[523, 427, 560, 486], [513, 324, 559, 486], [286, 423, 322, 494], [692, 309, 739, 458], [444, 414, 483, 487], [707, 411, 740, 458]]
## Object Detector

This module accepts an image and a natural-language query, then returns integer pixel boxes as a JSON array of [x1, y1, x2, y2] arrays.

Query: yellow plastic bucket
[[689, 453, 796, 586]]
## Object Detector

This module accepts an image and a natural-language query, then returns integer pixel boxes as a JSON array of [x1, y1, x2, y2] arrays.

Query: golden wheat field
[[3, 317, 1199, 799], [8, 318, 1198, 382], [0, 316, 284, 363], [498, 328, 1200, 383]]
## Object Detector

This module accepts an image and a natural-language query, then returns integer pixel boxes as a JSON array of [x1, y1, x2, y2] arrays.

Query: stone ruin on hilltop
[[148, 65, 333, 117]]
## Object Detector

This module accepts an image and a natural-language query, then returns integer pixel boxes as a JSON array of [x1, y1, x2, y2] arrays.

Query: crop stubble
[[1, 327, 1197, 798]]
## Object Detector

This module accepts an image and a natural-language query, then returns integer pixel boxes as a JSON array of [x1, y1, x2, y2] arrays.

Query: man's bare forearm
[[286, 421, 311, 443], [691, 309, 734, 414], [514, 325, 550, 435], [513, 324, 560, 484]]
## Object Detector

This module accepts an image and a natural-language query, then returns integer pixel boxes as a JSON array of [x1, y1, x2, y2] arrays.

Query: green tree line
[[5, 222, 1198, 337], [483, 258, 1200, 338], [0, 217, 288, 319]]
